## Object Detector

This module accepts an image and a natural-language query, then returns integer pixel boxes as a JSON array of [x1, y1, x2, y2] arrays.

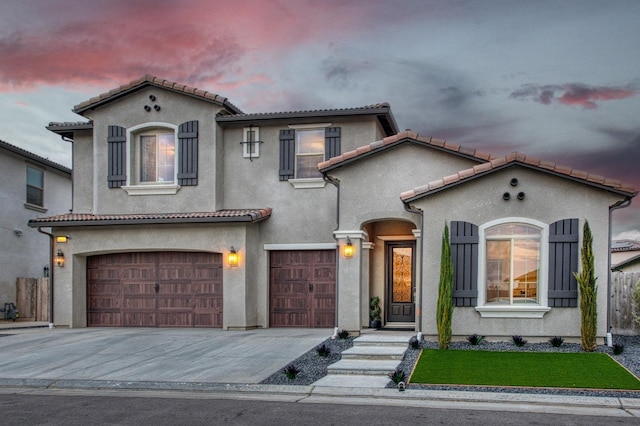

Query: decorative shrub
[[337, 329, 350, 339], [549, 336, 564, 347], [512, 335, 527, 347], [408, 336, 420, 349], [612, 343, 625, 355], [388, 367, 407, 385], [316, 344, 331, 357], [466, 333, 485, 345], [282, 364, 300, 380]]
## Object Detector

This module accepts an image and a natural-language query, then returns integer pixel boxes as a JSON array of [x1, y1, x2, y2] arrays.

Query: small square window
[[26, 166, 44, 207], [243, 127, 260, 159]]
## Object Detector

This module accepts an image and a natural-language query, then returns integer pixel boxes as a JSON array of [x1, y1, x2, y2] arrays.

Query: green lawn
[[410, 350, 640, 390]]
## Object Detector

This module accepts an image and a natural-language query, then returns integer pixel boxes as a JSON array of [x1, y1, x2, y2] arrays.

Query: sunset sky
[[1, 0, 639, 238]]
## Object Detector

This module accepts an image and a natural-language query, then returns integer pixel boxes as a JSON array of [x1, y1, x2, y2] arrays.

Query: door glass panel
[[392, 247, 412, 303]]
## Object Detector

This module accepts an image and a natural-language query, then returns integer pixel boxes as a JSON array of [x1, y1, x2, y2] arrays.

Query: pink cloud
[[510, 83, 637, 109], [0, 0, 381, 92]]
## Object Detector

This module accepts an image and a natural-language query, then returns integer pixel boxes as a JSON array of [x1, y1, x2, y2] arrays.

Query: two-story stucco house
[[31, 75, 636, 341], [0, 139, 71, 308]]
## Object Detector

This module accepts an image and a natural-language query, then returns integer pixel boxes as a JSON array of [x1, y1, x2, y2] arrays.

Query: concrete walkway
[[0, 322, 639, 417]]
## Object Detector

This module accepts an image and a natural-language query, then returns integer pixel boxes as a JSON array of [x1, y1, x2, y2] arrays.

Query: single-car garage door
[[87, 251, 222, 328], [270, 250, 336, 328]]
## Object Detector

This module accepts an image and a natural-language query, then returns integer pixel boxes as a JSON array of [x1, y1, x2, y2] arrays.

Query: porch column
[[334, 230, 368, 333], [361, 241, 374, 327], [412, 228, 423, 337]]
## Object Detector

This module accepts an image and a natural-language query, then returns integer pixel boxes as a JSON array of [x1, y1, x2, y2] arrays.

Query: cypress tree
[[437, 223, 454, 349], [574, 220, 597, 352]]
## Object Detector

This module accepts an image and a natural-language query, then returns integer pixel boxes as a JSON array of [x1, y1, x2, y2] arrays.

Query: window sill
[[24, 203, 47, 213], [475, 305, 551, 318], [288, 178, 327, 189], [122, 184, 181, 196]]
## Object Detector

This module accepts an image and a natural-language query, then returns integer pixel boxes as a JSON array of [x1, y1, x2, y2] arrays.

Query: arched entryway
[[363, 219, 418, 328]]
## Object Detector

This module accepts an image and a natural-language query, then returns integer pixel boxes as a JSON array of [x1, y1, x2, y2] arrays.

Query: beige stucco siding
[[79, 87, 225, 215], [413, 166, 624, 339]]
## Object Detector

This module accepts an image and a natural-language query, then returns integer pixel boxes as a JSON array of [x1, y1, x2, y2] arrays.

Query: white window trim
[[125, 122, 179, 190], [243, 127, 260, 158], [121, 183, 181, 196], [476, 217, 550, 319], [288, 178, 327, 189]]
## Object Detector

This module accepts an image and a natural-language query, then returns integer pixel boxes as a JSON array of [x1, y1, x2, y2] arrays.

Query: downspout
[[37, 227, 55, 329], [607, 196, 633, 346], [323, 173, 340, 338], [403, 202, 424, 341]]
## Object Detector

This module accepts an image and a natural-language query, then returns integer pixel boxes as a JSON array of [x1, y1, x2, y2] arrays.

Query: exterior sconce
[[343, 238, 354, 258], [228, 247, 238, 267], [55, 249, 65, 267], [44, 265, 50, 277], [56, 235, 69, 243]]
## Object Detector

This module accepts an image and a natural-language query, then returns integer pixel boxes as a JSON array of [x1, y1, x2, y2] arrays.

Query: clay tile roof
[[401, 151, 637, 202], [612, 240, 640, 252], [73, 75, 243, 115], [28, 208, 272, 228], [0, 139, 71, 174], [319, 131, 494, 173]]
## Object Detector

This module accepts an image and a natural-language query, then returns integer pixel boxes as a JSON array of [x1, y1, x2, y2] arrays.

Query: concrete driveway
[[0, 327, 330, 385]]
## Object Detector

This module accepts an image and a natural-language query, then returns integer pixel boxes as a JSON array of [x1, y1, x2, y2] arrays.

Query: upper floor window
[[107, 121, 198, 194], [242, 126, 261, 159], [26, 165, 44, 207], [139, 131, 175, 183], [485, 223, 541, 305], [279, 125, 341, 187], [296, 129, 324, 178]]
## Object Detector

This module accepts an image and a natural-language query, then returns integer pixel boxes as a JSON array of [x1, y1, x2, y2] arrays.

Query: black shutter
[[325, 127, 341, 160], [178, 120, 198, 186], [451, 221, 479, 307], [548, 218, 579, 307], [107, 125, 126, 188], [279, 129, 295, 181]]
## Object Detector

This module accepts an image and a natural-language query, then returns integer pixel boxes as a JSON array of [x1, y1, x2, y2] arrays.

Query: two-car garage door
[[87, 252, 222, 328]]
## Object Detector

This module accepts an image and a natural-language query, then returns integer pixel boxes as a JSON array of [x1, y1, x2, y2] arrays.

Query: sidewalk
[[0, 324, 638, 418]]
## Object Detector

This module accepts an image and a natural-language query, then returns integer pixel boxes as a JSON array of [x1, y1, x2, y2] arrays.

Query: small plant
[[466, 333, 485, 345], [549, 336, 564, 347], [612, 343, 625, 355], [316, 344, 331, 357], [388, 367, 407, 385], [337, 329, 350, 339], [370, 296, 382, 329], [408, 336, 420, 349], [282, 364, 300, 380], [512, 335, 527, 347]]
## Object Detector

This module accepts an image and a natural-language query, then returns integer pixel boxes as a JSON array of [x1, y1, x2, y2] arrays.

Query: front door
[[386, 241, 415, 323]]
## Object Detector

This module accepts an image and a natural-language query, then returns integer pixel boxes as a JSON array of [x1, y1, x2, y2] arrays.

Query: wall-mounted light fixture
[[55, 235, 69, 243], [44, 265, 50, 277], [228, 247, 239, 267], [343, 237, 354, 258], [55, 249, 65, 267]]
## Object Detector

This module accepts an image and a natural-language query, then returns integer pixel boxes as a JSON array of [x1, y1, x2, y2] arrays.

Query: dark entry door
[[386, 241, 415, 323]]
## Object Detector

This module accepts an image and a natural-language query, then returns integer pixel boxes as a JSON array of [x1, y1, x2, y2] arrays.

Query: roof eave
[[28, 215, 269, 228]]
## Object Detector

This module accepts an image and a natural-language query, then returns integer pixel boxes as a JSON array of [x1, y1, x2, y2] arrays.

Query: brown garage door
[[270, 250, 336, 328], [87, 251, 222, 328]]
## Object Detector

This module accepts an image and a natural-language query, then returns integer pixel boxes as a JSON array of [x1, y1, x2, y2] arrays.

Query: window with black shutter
[[451, 221, 479, 306], [279, 126, 341, 181], [107, 125, 127, 188], [548, 218, 579, 307], [177, 120, 198, 186]]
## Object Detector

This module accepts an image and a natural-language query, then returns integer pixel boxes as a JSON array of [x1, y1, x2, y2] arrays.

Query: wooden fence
[[15, 277, 50, 322], [611, 271, 640, 335]]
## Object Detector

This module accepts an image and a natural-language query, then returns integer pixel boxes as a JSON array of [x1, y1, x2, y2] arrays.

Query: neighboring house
[[612, 240, 640, 273], [0, 139, 71, 307], [30, 75, 637, 341]]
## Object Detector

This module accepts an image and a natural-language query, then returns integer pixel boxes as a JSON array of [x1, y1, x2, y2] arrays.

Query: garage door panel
[[270, 250, 336, 328], [88, 251, 222, 328]]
